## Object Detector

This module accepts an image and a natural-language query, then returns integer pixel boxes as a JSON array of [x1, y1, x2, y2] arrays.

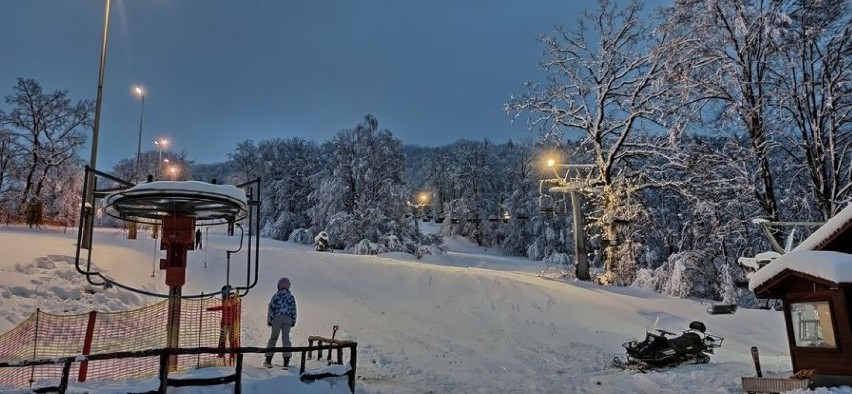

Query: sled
[[300, 366, 352, 382], [741, 377, 809, 393], [706, 304, 738, 315]]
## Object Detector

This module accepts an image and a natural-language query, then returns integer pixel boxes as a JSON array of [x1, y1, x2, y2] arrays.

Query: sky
[[0, 224, 793, 393], [0, 0, 655, 169]]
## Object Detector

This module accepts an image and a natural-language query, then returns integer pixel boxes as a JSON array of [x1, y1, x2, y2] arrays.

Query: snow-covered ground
[[0, 224, 797, 393]]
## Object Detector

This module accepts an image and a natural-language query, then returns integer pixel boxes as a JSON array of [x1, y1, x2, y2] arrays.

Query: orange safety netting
[[0, 295, 241, 389]]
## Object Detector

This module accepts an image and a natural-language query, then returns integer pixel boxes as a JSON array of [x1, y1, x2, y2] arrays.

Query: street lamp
[[154, 138, 168, 180], [408, 192, 430, 233], [169, 166, 178, 180], [133, 85, 145, 182], [82, 0, 112, 250]]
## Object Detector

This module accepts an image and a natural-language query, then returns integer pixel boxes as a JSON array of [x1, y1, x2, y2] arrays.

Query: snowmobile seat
[[667, 332, 702, 353], [688, 321, 706, 333]]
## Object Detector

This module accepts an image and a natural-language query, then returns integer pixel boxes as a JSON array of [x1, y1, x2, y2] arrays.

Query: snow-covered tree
[[770, 0, 852, 219], [658, 0, 790, 221], [309, 115, 414, 253], [39, 156, 84, 226], [225, 138, 321, 240], [0, 127, 22, 209], [0, 78, 92, 212], [493, 140, 539, 255], [260, 138, 320, 240], [506, 0, 665, 284], [229, 140, 261, 185], [439, 140, 499, 246]]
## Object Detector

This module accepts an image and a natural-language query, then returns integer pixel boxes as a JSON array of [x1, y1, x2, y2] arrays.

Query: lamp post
[[545, 158, 598, 281], [133, 85, 145, 182], [154, 138, 168, 180], [81, 0, 112, 250]]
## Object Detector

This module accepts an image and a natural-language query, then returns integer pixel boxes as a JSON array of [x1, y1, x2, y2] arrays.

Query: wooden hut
[[749, 203, 852, 376]]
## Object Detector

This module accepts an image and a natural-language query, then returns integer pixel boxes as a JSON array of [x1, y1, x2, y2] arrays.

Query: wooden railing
[[0, 339, 357, 394]]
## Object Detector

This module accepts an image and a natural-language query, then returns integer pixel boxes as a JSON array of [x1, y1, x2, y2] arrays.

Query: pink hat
[[278, 277, 291, 290]]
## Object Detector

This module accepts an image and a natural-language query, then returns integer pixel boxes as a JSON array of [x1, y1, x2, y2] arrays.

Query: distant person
[[264, 277, 297, 369], [206, 285, 241, 363], [195, 228, 202, 249]]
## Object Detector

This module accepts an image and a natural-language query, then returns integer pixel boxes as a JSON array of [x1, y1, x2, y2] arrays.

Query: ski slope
[[0, 224, 794, 393]]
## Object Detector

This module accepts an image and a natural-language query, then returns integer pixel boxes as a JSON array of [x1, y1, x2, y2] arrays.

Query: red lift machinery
[[74, 167, 260, 369]]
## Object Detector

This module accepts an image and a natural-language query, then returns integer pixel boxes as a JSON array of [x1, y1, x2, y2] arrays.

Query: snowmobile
[[314, 231, 331, 252], [613, 321, 723, 370]]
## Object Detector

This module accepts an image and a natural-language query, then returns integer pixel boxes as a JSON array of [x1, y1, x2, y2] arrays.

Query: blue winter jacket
[[268, 288, 297, 325]]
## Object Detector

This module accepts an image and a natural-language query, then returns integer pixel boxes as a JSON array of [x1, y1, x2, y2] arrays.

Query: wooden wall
[[784, 288, 852, 375], [824, 228, 852, 254]]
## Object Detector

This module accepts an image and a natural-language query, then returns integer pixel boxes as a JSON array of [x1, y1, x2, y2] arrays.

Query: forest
[[0, 0, 849, 304]]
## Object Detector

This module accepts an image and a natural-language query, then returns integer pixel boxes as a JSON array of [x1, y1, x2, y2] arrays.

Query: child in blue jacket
[[264, 277, 297, 368]]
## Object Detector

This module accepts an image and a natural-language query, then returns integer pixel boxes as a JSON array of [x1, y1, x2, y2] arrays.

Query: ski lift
[[538, 179, 563, 215], [468, 218, 481, 224], [435, 216, 445, 224], [752, 219, 824, 254], [553, 194, 569, 217], [538, 195, 555, 214], [74, 166, 262, 300], [487, 215, 499, 223], [74, 167, 262, 369], [450, 218, 459, 224]]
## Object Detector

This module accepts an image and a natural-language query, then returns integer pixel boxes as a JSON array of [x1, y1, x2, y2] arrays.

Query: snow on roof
[[793, 203, 852, 252], [749, 250, 852, 291], [107, 181, 247, 206], [104, 181, 248, 224]]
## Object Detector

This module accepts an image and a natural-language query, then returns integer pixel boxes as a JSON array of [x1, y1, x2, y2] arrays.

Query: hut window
[[790, 301, 836, 348]]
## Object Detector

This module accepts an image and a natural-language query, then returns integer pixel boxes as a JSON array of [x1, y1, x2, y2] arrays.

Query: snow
[[104, 181, 248, 217], [793, 203, 852, 252], [0, 225, 802, 393], [113, 181, 248, 205], [749, 251, 852, 291], [738, 251, 782, 271]]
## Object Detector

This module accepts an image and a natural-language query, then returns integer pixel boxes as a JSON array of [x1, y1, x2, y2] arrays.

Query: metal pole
[[157, 147, 162, 180], [166, 285, 182, 371], [571, 191, 590, 280], [151, 233, 157, 277], [81, 0, 111, 250], [134, 94, 145, 182]]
